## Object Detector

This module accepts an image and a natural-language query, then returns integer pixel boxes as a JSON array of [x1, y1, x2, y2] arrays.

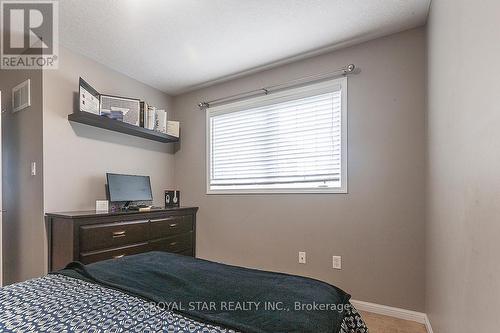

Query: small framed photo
[[79, 78, 100, 115], [100, 94, 141, 126]]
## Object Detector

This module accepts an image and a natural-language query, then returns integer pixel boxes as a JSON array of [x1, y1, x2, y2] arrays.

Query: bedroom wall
[[172, 28, 426, 311], [40, 46, 175, 275], [426, 0, 500, 331], [0, 68, 44, 285], [43, 46, 175, 213]]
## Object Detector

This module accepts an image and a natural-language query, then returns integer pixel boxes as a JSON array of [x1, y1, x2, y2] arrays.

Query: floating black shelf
[[68, 112, 179, 143]]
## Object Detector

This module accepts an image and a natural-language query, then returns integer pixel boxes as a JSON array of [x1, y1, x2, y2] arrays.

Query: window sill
[[206, 188, 348, 195]]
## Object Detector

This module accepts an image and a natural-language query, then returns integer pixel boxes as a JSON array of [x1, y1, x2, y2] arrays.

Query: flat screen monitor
[[107, 173, 153, 202]]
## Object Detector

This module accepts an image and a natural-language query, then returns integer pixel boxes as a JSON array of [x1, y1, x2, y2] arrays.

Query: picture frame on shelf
[[79, 78, 100, 115], [100, 94, 141, 126]]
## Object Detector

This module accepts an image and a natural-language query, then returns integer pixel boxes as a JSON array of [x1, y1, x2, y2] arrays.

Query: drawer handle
[[113, 254, 125, 259], [169, 242, 178, 246], [169, 223, 178, 228], [112, 231, 126, 238]]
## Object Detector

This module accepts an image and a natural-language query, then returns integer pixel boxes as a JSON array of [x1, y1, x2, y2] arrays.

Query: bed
[[0, 252, 368, 333]]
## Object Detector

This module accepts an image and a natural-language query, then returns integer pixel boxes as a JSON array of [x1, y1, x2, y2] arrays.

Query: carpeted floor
[[360, 311, 427, 333]]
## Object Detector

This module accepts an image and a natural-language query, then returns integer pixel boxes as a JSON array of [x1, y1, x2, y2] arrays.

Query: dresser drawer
[[80, 220, 148, 252], [47, 207, 198, 271], [80, 242, 149, 264], [150, 215, 193, 239], [149, 232, 193, 253]]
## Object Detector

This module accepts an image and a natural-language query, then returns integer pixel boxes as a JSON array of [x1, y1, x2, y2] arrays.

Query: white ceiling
[[60, 0, 430, 95]]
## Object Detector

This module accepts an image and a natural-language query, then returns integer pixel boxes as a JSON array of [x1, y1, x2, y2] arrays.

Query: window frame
[[206, 77, 348, 194]]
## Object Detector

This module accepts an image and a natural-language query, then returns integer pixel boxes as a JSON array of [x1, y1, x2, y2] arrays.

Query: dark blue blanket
[[56, 252, 350, 333]]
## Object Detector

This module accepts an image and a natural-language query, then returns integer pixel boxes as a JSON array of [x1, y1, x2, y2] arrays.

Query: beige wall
[[43, 46, 175, 214], [426, 0, 500, 331], [172, 28, 426, 311], [0, 45, 177, 282], [0, 68, 44, 285]]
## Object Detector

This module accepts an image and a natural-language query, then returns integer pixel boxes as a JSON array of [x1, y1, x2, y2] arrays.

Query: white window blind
[[207, 77, 347, 193]]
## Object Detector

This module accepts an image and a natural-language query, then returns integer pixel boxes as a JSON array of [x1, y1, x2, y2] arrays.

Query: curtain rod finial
[[198, 102, 209, 109], [346, 64, 355, 72]]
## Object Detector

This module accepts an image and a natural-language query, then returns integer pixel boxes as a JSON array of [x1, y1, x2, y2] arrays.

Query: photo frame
[[100, 94, 141, 126], [79, 78, 100, 115]]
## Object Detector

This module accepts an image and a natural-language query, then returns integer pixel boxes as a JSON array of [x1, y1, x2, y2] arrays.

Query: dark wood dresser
[[45, 207, 198, 272]]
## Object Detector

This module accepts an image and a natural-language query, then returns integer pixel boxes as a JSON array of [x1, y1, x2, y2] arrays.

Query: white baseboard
[[351, 299, 433, 333], [424, 314, 434, 333]]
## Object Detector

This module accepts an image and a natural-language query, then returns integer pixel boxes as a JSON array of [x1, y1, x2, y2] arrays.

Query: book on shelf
[[154, 109, 167, 133], [140, 101, 155, 129], [139, 102, 171, 136], [146, 106, 156, 130], [139, 101, 148, 127]]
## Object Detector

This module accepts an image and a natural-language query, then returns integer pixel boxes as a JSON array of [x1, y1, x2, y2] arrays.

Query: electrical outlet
[[333, 256, 342, 269], [298, 251, 306, 264]]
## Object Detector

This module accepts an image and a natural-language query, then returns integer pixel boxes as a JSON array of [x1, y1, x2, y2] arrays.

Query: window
[[206, 77, 347, 194]]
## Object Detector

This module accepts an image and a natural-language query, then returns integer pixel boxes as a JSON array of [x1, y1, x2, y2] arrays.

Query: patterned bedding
[[0, 274, 368, 332]]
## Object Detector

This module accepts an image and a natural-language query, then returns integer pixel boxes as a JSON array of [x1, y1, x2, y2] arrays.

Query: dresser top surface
[[46, 206, 198, 219]]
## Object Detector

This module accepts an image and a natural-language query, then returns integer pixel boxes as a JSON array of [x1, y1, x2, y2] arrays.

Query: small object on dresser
[[127, 204, 152, 212], [165, 190, 180, 208], [95, 200, 109, 212], [167, 121, 180, 138]]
